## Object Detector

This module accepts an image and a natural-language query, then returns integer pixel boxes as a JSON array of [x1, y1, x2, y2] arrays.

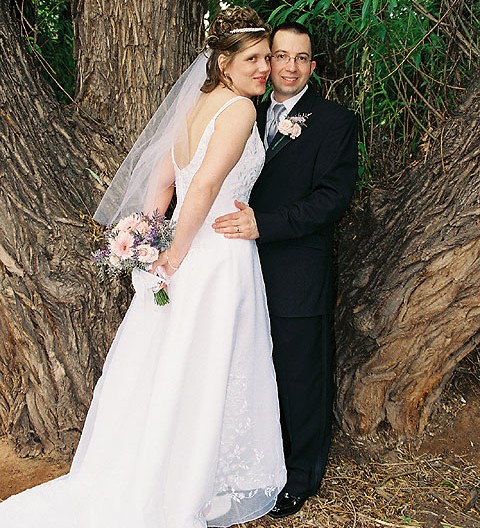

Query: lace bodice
[[171, 97, 265, 231]]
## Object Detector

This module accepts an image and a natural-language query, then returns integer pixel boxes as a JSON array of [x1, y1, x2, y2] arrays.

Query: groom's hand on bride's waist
[[212, 200, 259, 240]]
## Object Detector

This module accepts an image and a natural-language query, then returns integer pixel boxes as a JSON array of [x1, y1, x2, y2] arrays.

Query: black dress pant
[[270, 314, 333, 498]]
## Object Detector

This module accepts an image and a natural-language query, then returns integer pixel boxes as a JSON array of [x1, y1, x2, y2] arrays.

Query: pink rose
[[290, 123, 302, 138], [110, 231, 134, 259], [116, 213, 141, 233], [135, 220, 149, 236], [136, 244, 159, 263], [278, 119, 294, 136]]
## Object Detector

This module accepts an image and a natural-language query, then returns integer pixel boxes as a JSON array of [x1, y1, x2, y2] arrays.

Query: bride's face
[[221, 39, 271, 97]]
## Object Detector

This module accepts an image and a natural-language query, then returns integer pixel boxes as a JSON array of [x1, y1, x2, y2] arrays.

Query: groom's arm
[[212, 200, 260, 239], [213, 112, 358, 241]]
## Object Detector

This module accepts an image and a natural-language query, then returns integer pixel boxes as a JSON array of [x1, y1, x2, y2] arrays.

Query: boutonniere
[[272, 113, 312, 150]]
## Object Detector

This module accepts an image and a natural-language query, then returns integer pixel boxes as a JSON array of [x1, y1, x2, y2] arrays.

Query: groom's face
[[270, 30, 316, 102]]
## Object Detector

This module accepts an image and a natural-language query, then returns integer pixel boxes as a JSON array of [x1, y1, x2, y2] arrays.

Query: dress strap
[[212, 96, 250, 121]]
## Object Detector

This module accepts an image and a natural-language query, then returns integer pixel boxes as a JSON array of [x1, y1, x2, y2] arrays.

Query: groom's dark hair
[[271, 22, 315, 56]]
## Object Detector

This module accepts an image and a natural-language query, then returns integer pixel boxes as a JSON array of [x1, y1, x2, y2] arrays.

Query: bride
[[0, 6, 286, 528]]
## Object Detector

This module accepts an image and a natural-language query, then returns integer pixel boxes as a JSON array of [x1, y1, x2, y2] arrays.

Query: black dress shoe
[[268, 492, 306, 518]]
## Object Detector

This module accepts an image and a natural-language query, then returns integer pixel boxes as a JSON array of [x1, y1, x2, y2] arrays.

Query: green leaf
[[333, 10, 342, 27], [297, 12, 311, 24], [85, 168, 107, 187], [379, 23, 387, 41], [361, 0, 372, 29], [267, 5, 287, 23], [388, 0, 398, 11], [441, 480, 456, 488], [311, 71, 322, 88]]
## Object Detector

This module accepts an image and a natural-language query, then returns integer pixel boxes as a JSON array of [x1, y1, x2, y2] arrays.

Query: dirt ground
[[0, 439, 68, 501], [1, 354, 479, 527]]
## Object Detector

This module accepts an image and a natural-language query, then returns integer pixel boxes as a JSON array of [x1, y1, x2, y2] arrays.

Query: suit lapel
[[265, 131, 293, 164], [264, 87, 317, 165]]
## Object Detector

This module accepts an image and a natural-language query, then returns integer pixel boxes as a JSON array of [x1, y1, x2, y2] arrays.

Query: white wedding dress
[[0, 96, 286, 527]]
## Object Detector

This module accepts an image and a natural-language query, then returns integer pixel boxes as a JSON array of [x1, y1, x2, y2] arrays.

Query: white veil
[[93, 51, 210, 225]]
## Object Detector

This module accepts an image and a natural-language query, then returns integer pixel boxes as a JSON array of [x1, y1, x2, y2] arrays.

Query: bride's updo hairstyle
[[201, 7, 271, 93]]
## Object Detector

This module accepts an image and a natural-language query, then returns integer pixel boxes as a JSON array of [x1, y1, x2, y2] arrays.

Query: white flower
[[273, 113, 311, 147], [116, 213, 141, 232], [290, 123, 302, 138], [278, 119, 294, 136], [135, 220, 149, 235], [136, 244, 159, 263], [109, 253, 121, 268]]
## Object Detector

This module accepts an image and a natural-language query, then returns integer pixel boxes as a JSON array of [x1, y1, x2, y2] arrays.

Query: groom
[[213, 22, 357, 518]]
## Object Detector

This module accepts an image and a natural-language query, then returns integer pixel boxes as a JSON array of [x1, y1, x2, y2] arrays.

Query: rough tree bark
[[335, 79, 480, 438], [0, 0, 206, 457], [74, 0, 206, 141]]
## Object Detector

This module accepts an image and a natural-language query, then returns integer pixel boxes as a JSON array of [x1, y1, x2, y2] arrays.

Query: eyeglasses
[[271, 53, 311, 65]]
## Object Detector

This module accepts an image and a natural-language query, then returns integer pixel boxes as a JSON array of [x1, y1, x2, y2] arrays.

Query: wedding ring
[[235, 226, 240, 233]]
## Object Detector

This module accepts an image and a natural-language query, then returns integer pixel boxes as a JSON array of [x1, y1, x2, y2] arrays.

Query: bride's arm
[[154, 98, 256, 274], [144, 154, 176, 216]]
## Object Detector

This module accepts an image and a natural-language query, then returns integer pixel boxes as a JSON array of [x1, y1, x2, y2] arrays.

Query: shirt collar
[[270, 84, 309, 115]]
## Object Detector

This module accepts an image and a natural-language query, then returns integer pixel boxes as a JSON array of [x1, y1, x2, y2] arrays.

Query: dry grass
[[242, 433, 480, 528], [243, 350, 480, 528]]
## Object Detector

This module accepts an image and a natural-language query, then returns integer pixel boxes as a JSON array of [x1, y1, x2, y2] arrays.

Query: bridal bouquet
[[92, 210, 175, 306]]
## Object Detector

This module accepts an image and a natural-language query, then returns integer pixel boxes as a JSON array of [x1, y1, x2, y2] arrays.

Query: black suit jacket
[[250, 87, 358, 317]]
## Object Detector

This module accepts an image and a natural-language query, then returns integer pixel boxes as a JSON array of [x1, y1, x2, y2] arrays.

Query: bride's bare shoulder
[[200, 88, 253, 114]]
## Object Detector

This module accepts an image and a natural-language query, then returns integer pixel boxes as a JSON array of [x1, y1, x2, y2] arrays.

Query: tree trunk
[[0, 0, 206, 457], [335, 79, 480, 438], [74, 0, 207, 142]]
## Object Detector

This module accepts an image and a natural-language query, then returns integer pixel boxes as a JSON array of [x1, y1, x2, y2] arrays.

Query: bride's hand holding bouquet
[[148, 247, 182, 278], [93, 209, 175, 306], [146, 247, 183, 304]]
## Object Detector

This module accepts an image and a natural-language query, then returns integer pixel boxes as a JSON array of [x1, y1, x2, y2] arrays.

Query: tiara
[[229, 27, 266, 34]]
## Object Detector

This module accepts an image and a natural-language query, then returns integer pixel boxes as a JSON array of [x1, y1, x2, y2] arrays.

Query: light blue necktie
[[266, 103, 285, 146]]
